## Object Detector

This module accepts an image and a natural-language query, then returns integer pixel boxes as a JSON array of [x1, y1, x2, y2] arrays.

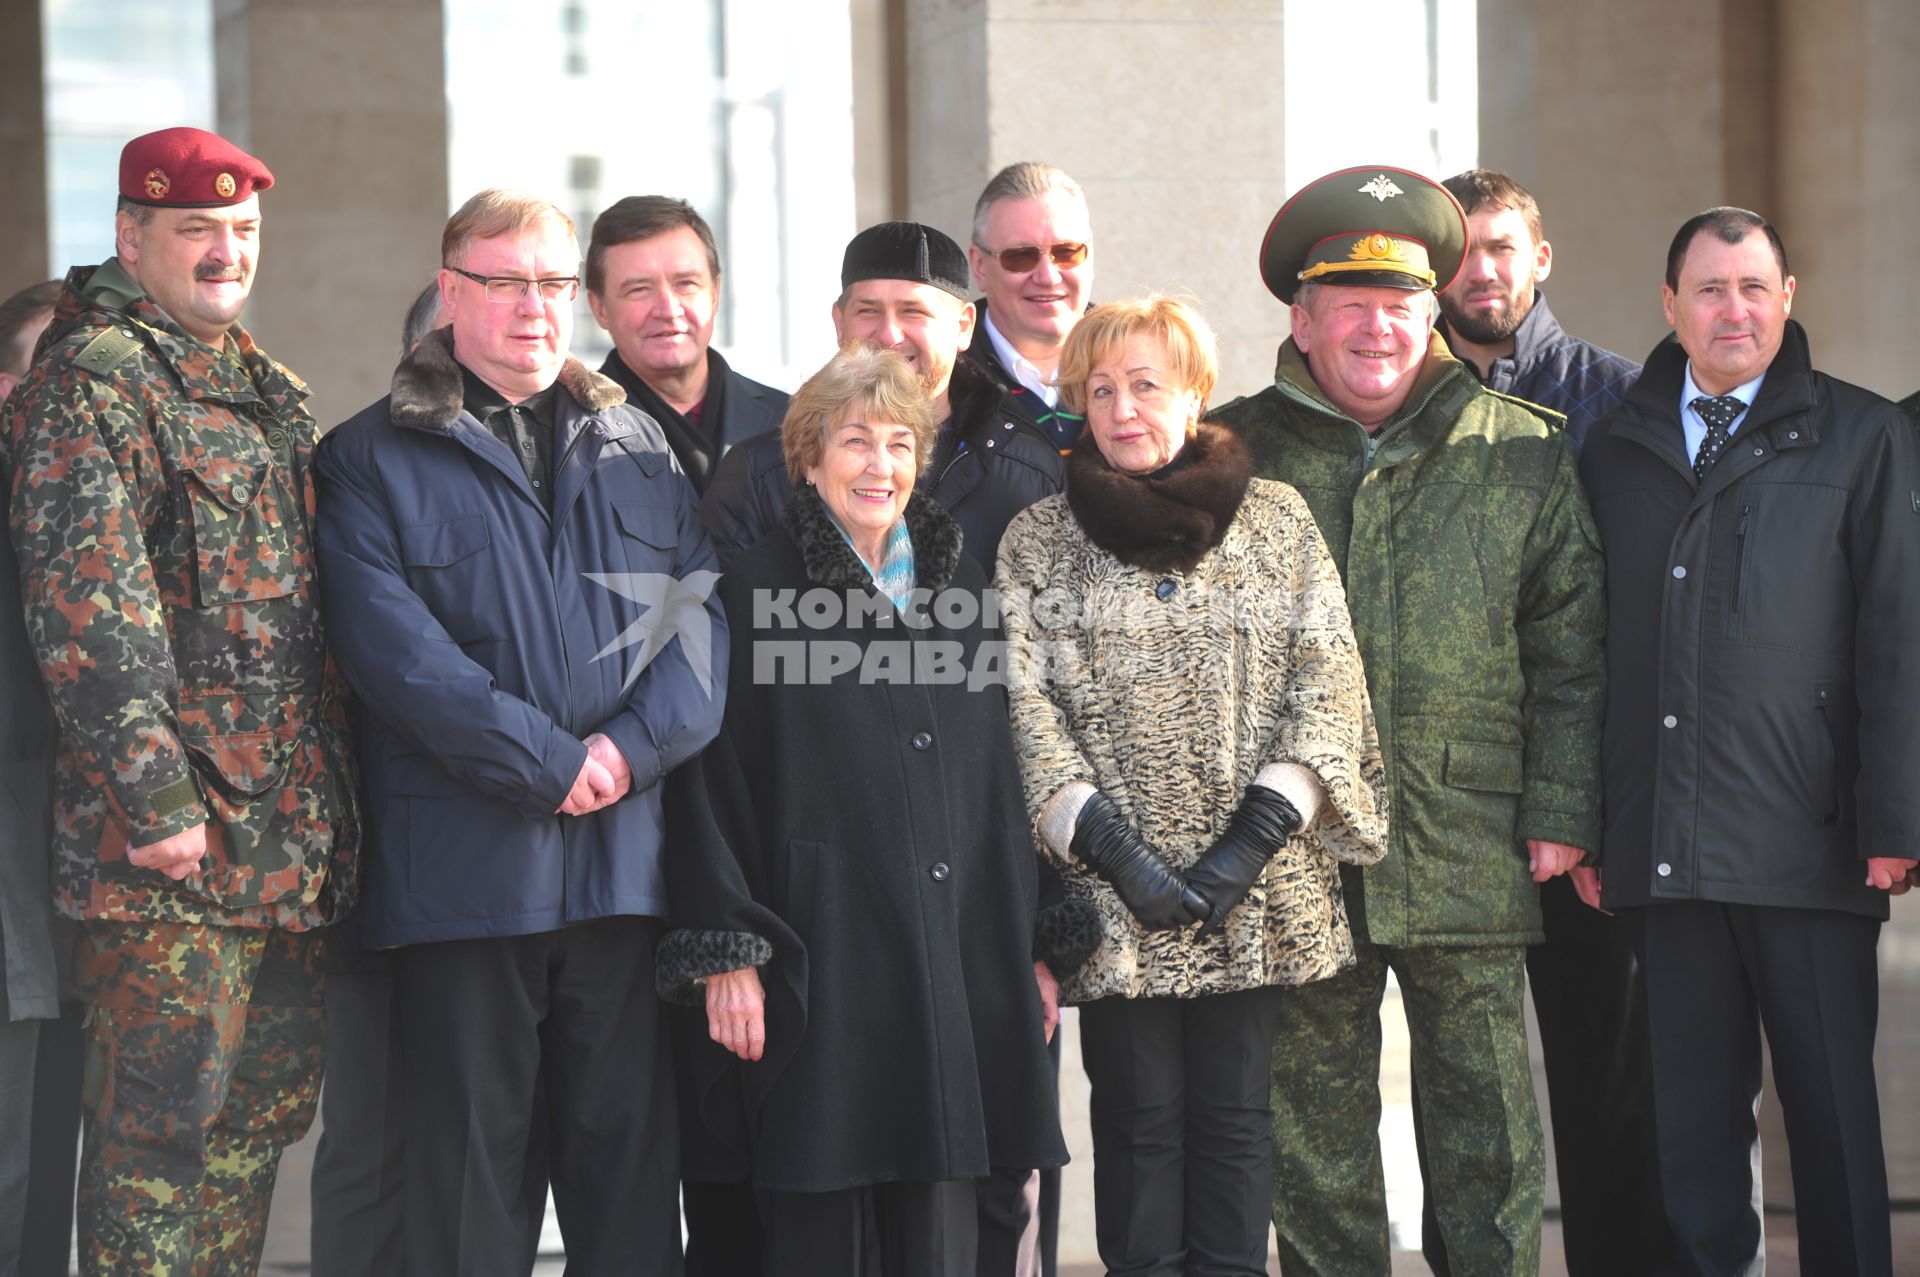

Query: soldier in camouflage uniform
[[1211, 168, 1605, 1276], [1, 127, 357, 1276]]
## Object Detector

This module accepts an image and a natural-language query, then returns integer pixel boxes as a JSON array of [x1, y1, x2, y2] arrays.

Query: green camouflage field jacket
[[1213, 333, 1604, 946], [1, 261, 356, 930]]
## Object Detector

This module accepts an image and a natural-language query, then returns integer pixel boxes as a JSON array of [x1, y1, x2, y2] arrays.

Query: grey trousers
[[0, 1019, 37, 1277]]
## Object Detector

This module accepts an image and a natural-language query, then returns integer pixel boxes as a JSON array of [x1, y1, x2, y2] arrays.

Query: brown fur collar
[[389, 326, 627, 430], [1065, 421, 1254, 574], [783, 484, 965, 595]]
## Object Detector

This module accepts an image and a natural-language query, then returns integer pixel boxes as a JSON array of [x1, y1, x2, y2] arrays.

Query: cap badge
[[1358, 174, 1404, 202], [214, 172, 237, 199], [1348, 234, 1408, 265], [144, 168, 171, 200]]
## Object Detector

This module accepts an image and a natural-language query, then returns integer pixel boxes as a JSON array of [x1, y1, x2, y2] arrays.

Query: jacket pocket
[[1442, 740, 1525, 794], [177, 722, 337, 910], [182, 458, 296, 606], [1811, 681, 1843, 827], [612, 501, 678, 574], [398, 515, 497, 645]]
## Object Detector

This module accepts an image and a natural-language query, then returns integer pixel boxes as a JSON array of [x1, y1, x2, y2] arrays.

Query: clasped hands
[[556, 732, 632, 816], [1071, 788, 1303, 939]]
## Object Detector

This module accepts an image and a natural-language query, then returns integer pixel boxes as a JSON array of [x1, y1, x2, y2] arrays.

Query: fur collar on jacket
[[783, 484, 965, 595], [389, 326, 627, 431], [1066, 421, 1254, 574]]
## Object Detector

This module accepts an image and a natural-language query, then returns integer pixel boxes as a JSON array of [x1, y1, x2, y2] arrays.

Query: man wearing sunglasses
[[965, 163, 1096, 452], [315, 188, 726, 1273]]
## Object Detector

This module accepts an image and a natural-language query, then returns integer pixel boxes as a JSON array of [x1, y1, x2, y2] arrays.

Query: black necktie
[[1690, 395, 1745, 479]]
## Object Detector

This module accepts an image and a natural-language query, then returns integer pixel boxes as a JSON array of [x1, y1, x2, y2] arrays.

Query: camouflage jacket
[[1, 261, 357, 929], [1213, 333, 1604, 947]]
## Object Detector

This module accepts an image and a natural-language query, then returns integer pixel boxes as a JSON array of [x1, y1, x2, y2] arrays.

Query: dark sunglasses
[[981, 241, 1089, 272]]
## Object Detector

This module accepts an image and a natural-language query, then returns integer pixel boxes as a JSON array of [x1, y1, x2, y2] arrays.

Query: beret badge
[[215, 172, 236, 199], [145, 168, 171, 200]]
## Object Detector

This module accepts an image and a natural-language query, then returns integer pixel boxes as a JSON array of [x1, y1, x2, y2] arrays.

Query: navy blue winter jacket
[[315, 329, 727, 946]]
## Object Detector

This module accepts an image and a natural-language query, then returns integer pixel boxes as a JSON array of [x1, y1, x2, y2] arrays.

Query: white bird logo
[[583, 570, 722, 697]]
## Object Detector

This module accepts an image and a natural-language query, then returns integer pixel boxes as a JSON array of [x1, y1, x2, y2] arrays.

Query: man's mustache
[[195, 265, 246, 282]]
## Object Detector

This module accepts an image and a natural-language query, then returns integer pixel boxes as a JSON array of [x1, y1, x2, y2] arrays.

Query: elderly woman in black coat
[[658, 343, 1069, 1277]]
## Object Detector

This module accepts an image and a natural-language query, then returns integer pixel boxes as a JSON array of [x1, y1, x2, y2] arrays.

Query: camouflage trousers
[[74, 920, 326, 1277], [1269, 942, 1543, 1277]]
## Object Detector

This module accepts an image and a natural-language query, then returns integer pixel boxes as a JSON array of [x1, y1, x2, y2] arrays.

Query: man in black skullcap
[[1213, 166, 1605, 1276], [699, 221, 1063, 569]]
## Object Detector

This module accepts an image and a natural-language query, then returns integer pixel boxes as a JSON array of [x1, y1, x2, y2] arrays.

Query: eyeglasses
[[979, 241, 1089, 273], [447, 267, 581, 304]]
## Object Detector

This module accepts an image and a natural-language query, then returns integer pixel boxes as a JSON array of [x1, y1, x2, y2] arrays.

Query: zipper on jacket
[[1730, 503, 1751, 614]]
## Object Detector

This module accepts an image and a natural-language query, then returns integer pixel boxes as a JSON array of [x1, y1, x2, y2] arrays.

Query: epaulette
[[1483, 387, 1568, 431], [72, 327, 144, 378]]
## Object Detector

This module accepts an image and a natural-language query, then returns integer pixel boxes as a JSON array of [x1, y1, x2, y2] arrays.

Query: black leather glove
[[1185, 784, 1304, 939], [1069, 791, 1208, 931]]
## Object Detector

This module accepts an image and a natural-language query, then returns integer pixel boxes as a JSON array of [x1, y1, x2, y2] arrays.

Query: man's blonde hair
[[441, 188, 577, 267]]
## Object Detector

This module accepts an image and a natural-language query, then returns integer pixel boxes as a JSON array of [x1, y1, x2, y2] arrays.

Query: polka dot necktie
[[1690, 395, 1745, 479]]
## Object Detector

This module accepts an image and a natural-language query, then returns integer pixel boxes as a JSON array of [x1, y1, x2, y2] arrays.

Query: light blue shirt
[[1679, 364, 1766, 465]]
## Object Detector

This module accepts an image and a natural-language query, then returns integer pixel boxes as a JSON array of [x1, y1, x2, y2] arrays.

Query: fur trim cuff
[[1038, 781, 1097, 858], [1034, 898, 1103, 980], [655, 928, 773, 1006], [1254, 762, 1325, 828]]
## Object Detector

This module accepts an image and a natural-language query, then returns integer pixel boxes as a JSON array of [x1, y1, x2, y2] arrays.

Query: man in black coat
[[1580, 206, 1919, 1277], [1430, 170, 1667, 1277], [963, 162, 1096, 453], [699, 221, 1063, 571], [586, 195, 786, 493]]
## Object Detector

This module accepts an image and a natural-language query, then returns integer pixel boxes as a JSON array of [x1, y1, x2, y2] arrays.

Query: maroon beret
[[118, 127, 273, 208]]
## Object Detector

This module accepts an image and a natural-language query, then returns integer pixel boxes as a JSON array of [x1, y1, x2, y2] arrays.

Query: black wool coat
[[697, 355, 1063, 569], [1580, 321, 1920, 916], [659, 487, 1068, 1193]]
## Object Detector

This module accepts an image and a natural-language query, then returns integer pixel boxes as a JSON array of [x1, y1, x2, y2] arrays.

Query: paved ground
[[147, 906, 1920, 1272]]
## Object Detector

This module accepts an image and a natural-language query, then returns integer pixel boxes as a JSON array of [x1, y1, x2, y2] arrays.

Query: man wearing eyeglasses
[[965, 163, 1096, 452], [315, 188, 727, 1273], [3, 127, 359, 1272]]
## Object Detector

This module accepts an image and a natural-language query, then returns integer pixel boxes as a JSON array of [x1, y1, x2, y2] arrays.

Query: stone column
[[213, 0, 449, 429], [1775, 0, 1920, 397], [902, 0, 1287, 401], [1477, 0, 1764, 365], [0, 0, 50, 292]]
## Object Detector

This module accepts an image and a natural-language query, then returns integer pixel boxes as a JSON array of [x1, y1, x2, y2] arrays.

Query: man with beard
[[964, 163, 1096, 452], [1427, 170, 1667, 1276], [587, 196, 787, 492], [699, 221, 1063, 569], [1438, 170, 1640, 453]]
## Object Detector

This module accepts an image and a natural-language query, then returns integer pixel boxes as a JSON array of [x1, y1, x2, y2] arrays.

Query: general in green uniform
[[1212, 166, 1605, 1277], [1, 127, 357, 1276]]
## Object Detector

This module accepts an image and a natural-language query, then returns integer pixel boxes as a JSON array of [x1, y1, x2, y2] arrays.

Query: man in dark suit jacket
[[587, 196, 786, 493], [1581, 207, 1918, 1276]]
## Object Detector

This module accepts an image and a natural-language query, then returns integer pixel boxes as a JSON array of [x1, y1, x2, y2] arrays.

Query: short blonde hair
[[1055, 296, 1218, 417], [442, 188, 578, 267], [782, 343, 937, 484]]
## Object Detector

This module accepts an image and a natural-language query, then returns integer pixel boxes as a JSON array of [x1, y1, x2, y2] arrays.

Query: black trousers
[[1079, 985, 1283, 1277], [1639, 901, 1889, 1277], [393, 917, 681, 1277], [761, 1179, 978, 1277], [311, 961, 550, 1276], [974, 1028, 1062, 1277], [1415, 875, 1673, 1276], [0, 998, 83, 1277]]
